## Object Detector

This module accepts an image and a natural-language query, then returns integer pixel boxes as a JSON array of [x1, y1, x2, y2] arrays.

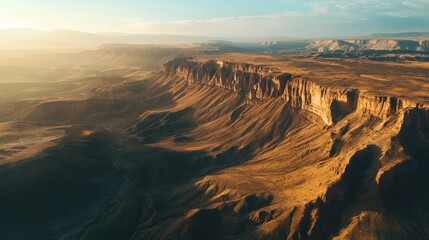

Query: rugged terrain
[[307, 39, 429, 52], [305, 39, 429, 61], [1, 46, 429, 240]]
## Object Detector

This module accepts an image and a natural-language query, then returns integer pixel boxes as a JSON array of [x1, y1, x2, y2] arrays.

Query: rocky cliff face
[[307, 39, 429, 52], [163, 58, 426, 125]]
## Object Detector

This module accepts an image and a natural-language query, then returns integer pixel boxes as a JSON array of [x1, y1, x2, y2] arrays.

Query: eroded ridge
[[163, 58, 427, 125]]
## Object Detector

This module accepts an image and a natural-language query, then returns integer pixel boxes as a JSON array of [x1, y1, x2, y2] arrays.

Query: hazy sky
[[1, 0, 429, 37]]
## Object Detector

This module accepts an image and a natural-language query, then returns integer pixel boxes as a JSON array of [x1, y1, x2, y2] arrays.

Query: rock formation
[[163, 58, 426, 125], [2, 49, 429, 240], [307, 39, 429, 52]]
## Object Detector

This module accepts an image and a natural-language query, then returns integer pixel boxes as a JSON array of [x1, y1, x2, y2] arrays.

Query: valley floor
[[0, 50, 429, 240]]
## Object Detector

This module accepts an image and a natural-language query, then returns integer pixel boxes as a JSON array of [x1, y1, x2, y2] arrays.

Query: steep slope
[[1, 53, 429, 240], [163, 59, 425, 125], [121, 58, 428, 240]]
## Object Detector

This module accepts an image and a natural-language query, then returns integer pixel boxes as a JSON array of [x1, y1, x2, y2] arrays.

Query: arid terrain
[[1, 43, 429, 240]]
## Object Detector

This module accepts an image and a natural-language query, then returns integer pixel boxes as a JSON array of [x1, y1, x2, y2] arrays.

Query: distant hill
[[200, 40, 309, 53], [0, 28, 301, 50], [2, 28, 429, 52], [359, 32, 429, 39], [0, 28, 216, 49], [307, 39, 429, 52]]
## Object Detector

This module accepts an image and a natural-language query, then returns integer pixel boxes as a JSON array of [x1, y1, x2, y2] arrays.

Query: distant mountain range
[[0, 28, 215, 49], [0, 28, 300, 50], [307, 39, 429, 52], [0, 28, 428, 50], [359, 32, 429, 39]]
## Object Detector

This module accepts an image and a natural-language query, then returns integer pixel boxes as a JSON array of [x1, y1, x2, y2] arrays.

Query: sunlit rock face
[[2, 48, 429, 240], [163, 58, 426, 125], [307, 39, 429, 52]]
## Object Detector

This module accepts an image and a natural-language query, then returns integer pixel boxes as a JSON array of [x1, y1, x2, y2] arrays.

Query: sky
[[1, 0, 429, 38]]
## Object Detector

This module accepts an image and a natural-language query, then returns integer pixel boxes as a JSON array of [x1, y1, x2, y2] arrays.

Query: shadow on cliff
[[294, 145, 382, 240], [377, 109, 429, 239]]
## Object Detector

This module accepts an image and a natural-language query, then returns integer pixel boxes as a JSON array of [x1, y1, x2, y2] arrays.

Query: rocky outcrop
[[163, 58, 293, 100], [307, 39, 429, 52], [419, 40, 429, 48], [163, 59, 427, 125], [282, 78, 355, 125]]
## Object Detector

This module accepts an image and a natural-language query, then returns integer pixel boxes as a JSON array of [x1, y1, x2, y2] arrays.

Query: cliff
[[307, 39, 429, 52], [163, 58, 426, 125]]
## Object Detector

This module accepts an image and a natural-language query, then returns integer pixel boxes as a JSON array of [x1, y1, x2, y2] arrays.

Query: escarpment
[[307, 39, 429, 52], [163, 58, 427, 125], [4, 43, 429, 240]]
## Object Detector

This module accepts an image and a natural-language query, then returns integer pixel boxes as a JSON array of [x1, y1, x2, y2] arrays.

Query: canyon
[[163, 58, 427, 125], [0, 47, 429, 240]]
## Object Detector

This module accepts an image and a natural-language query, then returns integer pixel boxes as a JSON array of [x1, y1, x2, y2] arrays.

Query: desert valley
[[0, 39, 428, 239], [1, 1, 429, 239]]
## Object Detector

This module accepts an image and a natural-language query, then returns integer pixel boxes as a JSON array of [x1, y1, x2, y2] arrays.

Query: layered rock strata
[[163, 58, 426, 125], [307, 39, 429, 52]]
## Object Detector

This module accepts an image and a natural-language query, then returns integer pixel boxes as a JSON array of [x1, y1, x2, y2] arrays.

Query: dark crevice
[[296, 145, 382, 240]]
